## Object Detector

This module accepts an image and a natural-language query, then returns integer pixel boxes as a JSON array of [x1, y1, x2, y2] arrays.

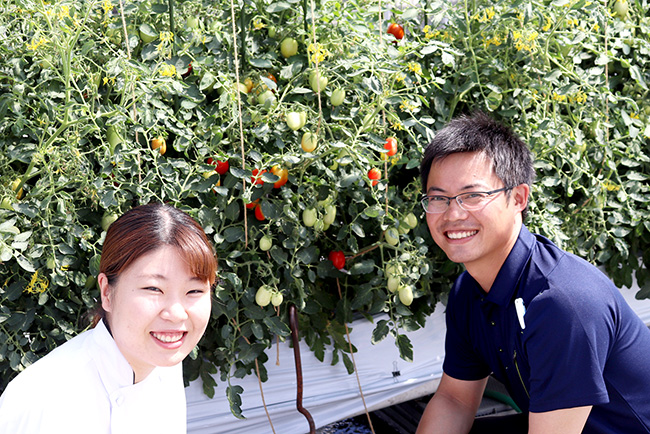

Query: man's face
[[424, 151, 527, 281]]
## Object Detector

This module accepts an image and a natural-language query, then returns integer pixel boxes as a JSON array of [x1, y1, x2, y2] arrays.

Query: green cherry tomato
[[385, 228, 400, 246], [405, 213, 418, 229], [323, 205, 336, 225], [255, 285, 272, 307], [387, 276, 400, 293], [280, 38, 298, 58], [271, 292, 284, 307], [101, 212, 119, 232], [330, 88, 345, 106], [260, 235, 273, 251], [398, 285, 414, 306], [309, 70, 328, 93], [286, 112, 303, 131], [302, 208, 317, 227]]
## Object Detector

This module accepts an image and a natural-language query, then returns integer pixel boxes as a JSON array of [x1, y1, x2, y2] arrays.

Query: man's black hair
[[420, 111, 535, 219]]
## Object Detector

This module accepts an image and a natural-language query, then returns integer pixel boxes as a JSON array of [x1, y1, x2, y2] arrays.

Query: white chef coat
[[0, 320, 186, 434]]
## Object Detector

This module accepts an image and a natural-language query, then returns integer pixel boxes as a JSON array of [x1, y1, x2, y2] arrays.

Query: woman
[[0, 203, 217, 433]]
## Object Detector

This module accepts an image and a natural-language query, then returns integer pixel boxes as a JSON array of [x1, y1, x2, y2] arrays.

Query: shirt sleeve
[[442, 283, 492, 381], [524, 284, 613, 412]]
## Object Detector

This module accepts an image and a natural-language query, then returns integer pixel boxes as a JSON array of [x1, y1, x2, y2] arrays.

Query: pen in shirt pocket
[[515, 298, 526, 330]]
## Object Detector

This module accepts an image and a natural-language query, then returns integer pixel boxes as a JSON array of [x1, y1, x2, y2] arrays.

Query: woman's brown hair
[[90, 203, 217, 326]]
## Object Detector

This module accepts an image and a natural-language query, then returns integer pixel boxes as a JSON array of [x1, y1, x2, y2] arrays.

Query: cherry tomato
[[251, 168, 266, 185], [368, 167, 381, 186], [246, 199, 260, 210], [323, 204, 336, 226], [404, 212, 418, 229], [280, 38, 298, 58], [254, 204, 265, 221], [310, 70, 328, 93], [11, 178, 23, 200], [328, 250, 346, 270], [331, 88, 345, 107], [101, 212, 118, 232], [151, 137, 166, 155], [207, 158, 230, 175], [286, 112, 303, 131], [387, 276, 400, 293], [398, 285, 413, 306], [385, 228, 400, 246], [301, 132, 317, 153], [267, 73, 277, 83], [387, 23, 405, 40], [302, 208, 317, 227], [244, 77, 254, 93], [383, 137, 398, 158], [255, 285, 272, 307], [260, 235, 273, 251], [271, 291, 283, 307], [271, 165, 289, 188]]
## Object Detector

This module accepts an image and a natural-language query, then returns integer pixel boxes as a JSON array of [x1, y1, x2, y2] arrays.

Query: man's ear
[[98, 273, 112, 313], [511, 183, 530, 213]]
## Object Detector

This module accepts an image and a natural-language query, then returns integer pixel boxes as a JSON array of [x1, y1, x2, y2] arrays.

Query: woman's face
[[98, 245, 211, 382]]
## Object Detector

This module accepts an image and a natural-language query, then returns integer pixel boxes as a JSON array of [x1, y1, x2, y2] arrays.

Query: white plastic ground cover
[[186, 278, 650, 434]]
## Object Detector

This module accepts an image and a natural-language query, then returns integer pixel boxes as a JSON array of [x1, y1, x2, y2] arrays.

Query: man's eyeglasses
[[420, 186, 512, 214]]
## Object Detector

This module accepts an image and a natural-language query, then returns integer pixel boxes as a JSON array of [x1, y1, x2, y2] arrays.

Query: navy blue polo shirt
[[443, 225, 650, 433]]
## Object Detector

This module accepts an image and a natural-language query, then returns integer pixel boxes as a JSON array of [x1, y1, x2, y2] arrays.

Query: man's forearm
[[416, 394, 477, 434]]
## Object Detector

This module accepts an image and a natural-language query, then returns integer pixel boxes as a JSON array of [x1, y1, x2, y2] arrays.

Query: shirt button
[[490, 321, 495, 326], [499, 348, 503, 352]]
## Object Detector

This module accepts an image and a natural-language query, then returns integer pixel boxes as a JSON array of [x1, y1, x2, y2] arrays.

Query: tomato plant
[[328, 250, 346, 270], [2, 0, 649, 421]]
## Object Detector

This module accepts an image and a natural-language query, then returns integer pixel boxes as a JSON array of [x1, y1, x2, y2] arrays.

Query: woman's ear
[[98, 273, 112, 313], [511, 183, 530, 213]]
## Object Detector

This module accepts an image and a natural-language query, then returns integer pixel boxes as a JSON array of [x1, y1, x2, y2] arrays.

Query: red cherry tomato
[[246, 199, 259, 210], [384, 137, 398, 156], [208, 158, 230, 175], [251, 168, 267, 185], [254, 204, 265, 221], [368, 167, 381, 186], [328, 250, 345, 270], [387, 23, 404, 40]]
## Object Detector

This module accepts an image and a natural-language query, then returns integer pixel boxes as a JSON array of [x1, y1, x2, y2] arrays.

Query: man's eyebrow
[[426, 184, 483, 195]]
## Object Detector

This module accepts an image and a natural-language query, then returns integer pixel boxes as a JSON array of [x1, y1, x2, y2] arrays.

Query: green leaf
[[395, 334, 413, 362], [371, 320, 390, 344]]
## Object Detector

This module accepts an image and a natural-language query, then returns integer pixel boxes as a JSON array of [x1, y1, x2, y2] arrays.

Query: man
[[416, 111, 650, 434]]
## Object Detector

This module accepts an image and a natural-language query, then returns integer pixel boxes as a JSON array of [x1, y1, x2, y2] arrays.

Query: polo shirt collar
[[485, 225, 536, 307]]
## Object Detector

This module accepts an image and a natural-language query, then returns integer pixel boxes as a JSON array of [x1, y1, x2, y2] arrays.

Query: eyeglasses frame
[[420, 186, 513, 214]]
